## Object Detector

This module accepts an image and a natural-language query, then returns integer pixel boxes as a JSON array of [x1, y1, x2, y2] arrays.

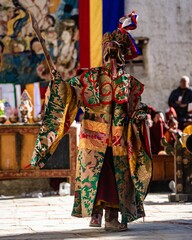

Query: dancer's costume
[[31, 12, 152, 228]]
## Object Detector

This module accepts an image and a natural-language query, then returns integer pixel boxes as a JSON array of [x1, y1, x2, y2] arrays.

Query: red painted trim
[[80, 70, 100, 107]]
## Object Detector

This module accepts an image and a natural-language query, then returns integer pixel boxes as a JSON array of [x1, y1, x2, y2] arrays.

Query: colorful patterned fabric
[[31, 67, 152, 224], [31, 71, 78, 168]]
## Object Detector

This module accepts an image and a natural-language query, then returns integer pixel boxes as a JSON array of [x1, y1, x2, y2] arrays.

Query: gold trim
[[112, 145, 127, 156], [112, 126, 125, 136], [50, 85, 73, 154], [79, 138, 106, 152], [82, 119, 110, 134]]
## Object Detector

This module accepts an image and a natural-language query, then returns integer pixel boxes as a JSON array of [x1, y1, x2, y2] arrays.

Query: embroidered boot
[[105, 207, 128, 232], [89, 206, 103, 227]]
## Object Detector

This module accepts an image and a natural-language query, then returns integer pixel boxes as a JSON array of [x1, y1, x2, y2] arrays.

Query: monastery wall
[[125, 0, 192, 113]]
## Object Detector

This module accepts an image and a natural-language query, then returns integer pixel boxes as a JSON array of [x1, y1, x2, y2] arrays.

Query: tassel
[[23, 163, 31, 169]]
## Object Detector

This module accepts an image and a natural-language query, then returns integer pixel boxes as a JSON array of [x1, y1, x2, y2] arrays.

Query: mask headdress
[[118, 11, 140, 60], [102, 11, 140, 69]]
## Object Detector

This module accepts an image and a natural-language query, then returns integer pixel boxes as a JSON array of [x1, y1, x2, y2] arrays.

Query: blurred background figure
[[164, 117, 181, 147], [165, 106, 177, 122], [168, 76, 192, 130], [147, 105, 156, 120], [150, 111, 166, 154]]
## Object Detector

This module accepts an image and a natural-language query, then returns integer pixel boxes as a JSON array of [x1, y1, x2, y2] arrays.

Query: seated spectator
[[168, 76, 192, 130], [150, 111, 166, 154], [164, 118, 181, 147], [165, 107, 177, 122], [147, 105, 156, 120], [146, 113, 153, 128]]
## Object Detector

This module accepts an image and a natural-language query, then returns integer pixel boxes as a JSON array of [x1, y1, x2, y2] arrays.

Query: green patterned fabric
[[31, 71, 78, 168], [69, 68, 152, 223], [30, 67, 152, 224]]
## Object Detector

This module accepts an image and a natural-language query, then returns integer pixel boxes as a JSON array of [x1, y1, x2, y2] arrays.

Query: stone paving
[[0, 193, 191, 240]]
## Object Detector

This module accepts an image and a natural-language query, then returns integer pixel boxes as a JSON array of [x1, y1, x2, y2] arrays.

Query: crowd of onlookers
[[147, 106, 180, 154], [148, 75, 192, 154]]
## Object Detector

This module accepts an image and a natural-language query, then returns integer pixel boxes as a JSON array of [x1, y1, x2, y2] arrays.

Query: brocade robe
[[31, 67, 152, 224]]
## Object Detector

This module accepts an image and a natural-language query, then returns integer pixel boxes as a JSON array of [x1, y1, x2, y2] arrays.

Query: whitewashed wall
[[125, 0, 192, 113]]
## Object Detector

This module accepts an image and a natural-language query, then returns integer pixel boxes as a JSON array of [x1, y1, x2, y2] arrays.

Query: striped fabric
[[78, 0, 125, 68]]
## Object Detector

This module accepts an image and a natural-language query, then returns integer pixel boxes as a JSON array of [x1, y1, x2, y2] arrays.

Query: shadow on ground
[[0, 221, 192, 240]]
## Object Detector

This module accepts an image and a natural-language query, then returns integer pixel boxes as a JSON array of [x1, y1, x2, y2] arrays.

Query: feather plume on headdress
[[117, 11, 140, 60]]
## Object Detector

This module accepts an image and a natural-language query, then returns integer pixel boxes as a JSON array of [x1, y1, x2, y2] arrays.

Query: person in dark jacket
[[168, 76, 192, 130]]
